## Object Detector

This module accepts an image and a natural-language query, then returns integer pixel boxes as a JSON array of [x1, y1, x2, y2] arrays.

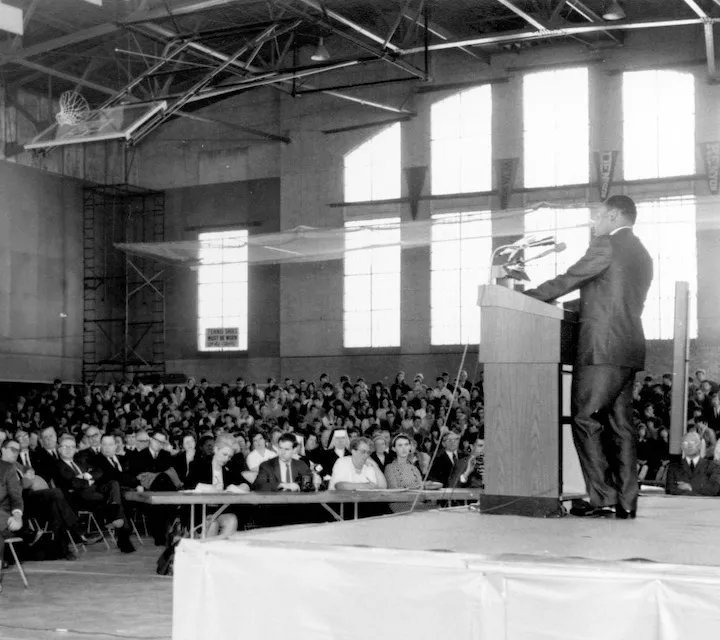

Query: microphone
[[524, 242, 566, 264]]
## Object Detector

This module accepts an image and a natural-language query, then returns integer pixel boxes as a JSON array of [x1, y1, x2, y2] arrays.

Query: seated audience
[[384, 434, 424, 513], [254, 433, 312, 492], [245, 427, 277, 475], [54, 434, 135, 553], [370, 433, 394, 472]]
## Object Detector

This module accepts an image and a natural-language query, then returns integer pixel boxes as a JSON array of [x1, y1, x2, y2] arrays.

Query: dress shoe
[[117, 536, 136, 554], [615, 505, 637, 520], [569, 500, 595, 517], [586, 506, 616, 518], [79, 533, 104, 545]]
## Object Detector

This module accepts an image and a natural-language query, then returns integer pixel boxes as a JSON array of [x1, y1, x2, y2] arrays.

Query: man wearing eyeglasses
[[75, 426, 104, 478], [1, 436, 96, 560], [128, 430, 182, 547], [54, 434, 135, 553], [0, 439, 23, 592]]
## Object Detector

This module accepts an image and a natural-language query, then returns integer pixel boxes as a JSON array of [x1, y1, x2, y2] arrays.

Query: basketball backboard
[[24, 102, 167, 150]]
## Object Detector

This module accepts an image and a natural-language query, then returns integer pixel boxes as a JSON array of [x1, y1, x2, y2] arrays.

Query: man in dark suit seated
[[74, 425, 105, 481], [54, 434, 135, 553], [707, 392, 720, 437], [0, 441, 24, 593], [33, 426, 62, 485], [254, 433, 313, 526], [3, 434, 97, 559], [128, 429, 181, 546], [666, 432, 720, 497], [428, 430, 463, 487]]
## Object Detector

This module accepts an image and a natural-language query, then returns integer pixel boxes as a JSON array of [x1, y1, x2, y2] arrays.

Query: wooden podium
[[477, 284, 577, 517]]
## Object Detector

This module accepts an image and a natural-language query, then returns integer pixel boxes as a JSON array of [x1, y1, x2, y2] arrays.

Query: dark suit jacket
[[525, 228, 653, 370], [75, 448, 104, 482], [128, 448, 173, 476], [0, 460, 23, 522], [172, 452, 196, 485], [185, 458, 248, 490], [254, 457, 311, 492], [428, 451, 463, 487], [708, 407, 720, 436], [665, 458, 720, 496], [32, 448, 60, 485], [95, 455, 140, 490], [53, 457, 95, 494]]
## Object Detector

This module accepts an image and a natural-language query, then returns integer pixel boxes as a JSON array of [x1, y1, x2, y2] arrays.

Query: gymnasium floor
[[0, 542, 172, 640]]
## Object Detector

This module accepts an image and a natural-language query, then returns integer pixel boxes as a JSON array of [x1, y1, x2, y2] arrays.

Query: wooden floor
[[0, 540, 172, 640]]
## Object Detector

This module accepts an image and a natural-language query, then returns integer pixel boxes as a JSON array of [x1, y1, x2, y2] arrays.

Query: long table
[[126, 488, 482, 538]]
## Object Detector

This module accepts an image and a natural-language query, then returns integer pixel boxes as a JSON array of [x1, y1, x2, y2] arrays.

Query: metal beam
[[176, 110, 290, 143], [294, 0, 403, 53], [12, 59, 117, 96], [400, 8, 488, 62], [564, 0, 622, 44], [384, 0, 414, 49], [279, 1, 428, 80], [495, 0, 547, 30], [132, 22, 294, 143], [401, 17, 715, 54], [0, 0, 262, 66], [705, 22, 717, 80], [680, 0, 708, 18]]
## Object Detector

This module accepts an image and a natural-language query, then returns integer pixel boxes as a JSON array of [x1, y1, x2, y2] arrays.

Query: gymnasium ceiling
[[0, 0, 718, 140]]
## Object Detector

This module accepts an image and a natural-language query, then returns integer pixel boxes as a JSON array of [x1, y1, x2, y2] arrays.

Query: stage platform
[[174, 494, 720, 640]]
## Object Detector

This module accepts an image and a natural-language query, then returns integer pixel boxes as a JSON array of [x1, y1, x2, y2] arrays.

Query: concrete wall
[[0, 160, 83, 381]]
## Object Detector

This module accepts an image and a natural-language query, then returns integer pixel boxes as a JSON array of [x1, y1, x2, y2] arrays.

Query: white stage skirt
[[173, 535, 720, 640]]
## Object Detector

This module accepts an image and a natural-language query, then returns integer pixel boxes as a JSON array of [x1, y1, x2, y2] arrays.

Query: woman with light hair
[[185, 435, 249, 537]]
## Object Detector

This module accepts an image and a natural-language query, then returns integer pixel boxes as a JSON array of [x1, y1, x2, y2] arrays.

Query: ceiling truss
[[1, 0, 719, 148]]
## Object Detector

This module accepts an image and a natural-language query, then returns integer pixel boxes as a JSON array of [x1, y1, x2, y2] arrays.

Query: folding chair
[[78, 511, 112, 550], [4, 538, 29, 588]]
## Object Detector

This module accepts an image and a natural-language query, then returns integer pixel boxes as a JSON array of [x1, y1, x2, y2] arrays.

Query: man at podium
[[524, 195, 653, 519]]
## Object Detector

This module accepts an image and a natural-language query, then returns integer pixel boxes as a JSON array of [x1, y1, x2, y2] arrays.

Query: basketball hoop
[[55, 91, 91, 126]]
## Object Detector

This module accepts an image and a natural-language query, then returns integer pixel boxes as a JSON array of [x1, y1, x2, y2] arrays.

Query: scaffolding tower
[[82, 184, 166, 384]]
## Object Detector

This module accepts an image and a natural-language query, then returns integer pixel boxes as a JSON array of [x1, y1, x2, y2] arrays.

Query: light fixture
[[311, 37, 330, 62], [602, 1, 626, 21]]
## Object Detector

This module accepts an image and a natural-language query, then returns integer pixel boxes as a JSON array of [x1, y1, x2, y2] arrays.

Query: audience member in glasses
[[53, 434, 135, 553], [665, 431, 720, 497], [1, 436, 97, 559]]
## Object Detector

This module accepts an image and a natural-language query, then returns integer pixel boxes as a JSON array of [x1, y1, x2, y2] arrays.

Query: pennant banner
[[594, 150, 619, 202], [701, 141, 720, 195], [403, 166, 427, 221], [496, 158, 519, 210]]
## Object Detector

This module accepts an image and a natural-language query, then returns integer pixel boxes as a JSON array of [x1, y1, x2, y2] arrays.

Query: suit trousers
[[571, 364, 637, 511], [0, 509, 9, 572]]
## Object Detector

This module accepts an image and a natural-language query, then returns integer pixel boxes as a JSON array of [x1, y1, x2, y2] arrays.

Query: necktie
[[689, 460, 696, 473], [283, 462, 291, 483], [114, 457, 122, 472], [51, 450, 58, 459], [22, 452, 29, 467]]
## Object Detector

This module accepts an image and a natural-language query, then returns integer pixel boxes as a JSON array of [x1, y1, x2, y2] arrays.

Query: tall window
[[431, 211, 492, 345], [344, 218, 401, 347], [431, 86, 492, 195], [344, 123, 401, 202], [623, 70, 695, 181], [197, 230, 248, 352], [523, 67, 589, 188], [523, 207, 590, 303], [634, 198, 697, 340]]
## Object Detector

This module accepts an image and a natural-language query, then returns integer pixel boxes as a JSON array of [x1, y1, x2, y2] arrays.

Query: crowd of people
[[0, 370, 486, 583], [1, 364, 719, 585]]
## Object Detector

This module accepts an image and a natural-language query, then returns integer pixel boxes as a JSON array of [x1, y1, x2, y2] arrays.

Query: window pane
[[431, 86, 492, 195], [634, 198, 697, 339], [344, 217, 401, 347], [623, 70, 695, 180], [197, 229, 248, 352], [344, 124, 401, 202], [524, 67, 589, 188], [431, 211, 491, 345]]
